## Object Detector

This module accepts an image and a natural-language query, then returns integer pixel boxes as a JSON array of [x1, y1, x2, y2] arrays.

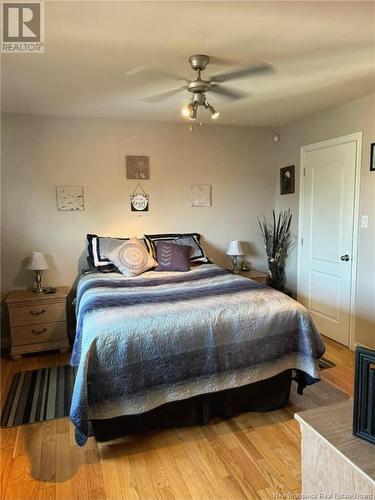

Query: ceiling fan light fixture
[[182, 102, 193, 118], [207, 103, 220, 120], [187, 101, 198, 121], [189, 108, 197, 121]]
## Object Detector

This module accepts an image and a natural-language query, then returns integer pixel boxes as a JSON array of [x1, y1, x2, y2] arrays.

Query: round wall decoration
[[131, 193, 149, 212], [130, 183, 149, 212]]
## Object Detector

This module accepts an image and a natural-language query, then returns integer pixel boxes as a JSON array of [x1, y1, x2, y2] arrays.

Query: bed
[[70, 264, 325, 446]]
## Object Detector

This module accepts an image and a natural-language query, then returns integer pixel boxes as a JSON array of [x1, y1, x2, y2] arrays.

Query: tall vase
[[267, 261, 286, 291]]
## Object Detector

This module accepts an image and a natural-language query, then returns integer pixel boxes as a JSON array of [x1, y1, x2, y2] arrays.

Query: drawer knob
[[29, 309, 46, 316], [31, 328, 47, 335]]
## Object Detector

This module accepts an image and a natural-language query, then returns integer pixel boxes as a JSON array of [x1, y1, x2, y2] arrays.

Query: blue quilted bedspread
[[70, 264, 324, 445]]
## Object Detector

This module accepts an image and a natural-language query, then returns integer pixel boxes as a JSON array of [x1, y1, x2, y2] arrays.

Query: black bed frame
[[92, 369, 293, 442]]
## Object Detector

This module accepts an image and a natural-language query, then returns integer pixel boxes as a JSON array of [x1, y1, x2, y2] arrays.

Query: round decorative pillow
[[118, 241, 148, 271], [106, 238, 157, 277]]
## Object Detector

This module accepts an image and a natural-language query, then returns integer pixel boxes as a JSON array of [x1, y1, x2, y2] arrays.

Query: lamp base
[[33, 270, 44, 293], [232, 256, 240, 274]]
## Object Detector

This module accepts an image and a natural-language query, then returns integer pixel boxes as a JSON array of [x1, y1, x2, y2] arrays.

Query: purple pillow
[[156, 242, 191, 272]]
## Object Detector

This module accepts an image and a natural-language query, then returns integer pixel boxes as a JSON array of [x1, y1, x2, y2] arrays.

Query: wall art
[[56, 185, 84, 211], [130, 183, 149, 212], [280, 165, 295, 195], [126, 155, 150, 179], [191, 184, 211, 207]]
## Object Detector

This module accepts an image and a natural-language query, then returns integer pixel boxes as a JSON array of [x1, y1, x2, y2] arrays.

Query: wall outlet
[[361, 215, 368, 228]]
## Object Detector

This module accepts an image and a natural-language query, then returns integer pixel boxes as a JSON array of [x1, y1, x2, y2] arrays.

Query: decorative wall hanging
[[280, 165, 295, 195], [130, 183, 149, 212], [56, 185, 84, 211], [370, 143, 375, 171], [126, 155, 150, 179], [191, 184, 211, 207]]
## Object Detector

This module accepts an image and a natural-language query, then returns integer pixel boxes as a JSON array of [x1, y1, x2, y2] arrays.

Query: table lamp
[[26, 252, 49, 293], [226, 240, 244, 273]]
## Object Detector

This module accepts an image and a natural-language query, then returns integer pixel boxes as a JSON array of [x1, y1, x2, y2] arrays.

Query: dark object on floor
[[92, 369, 293, 442], [319, 357, 336, 370], [1, 365, 76, 428], [353, 347, 375, 445]]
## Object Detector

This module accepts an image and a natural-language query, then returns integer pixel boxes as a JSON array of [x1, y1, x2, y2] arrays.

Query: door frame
[[297, 132, 362, 350]]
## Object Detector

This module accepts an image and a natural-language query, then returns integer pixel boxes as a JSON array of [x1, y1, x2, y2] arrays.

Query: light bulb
[[182, 103, 192, 118], [189, 106, 197, 121], [207, 103, 219, 120]]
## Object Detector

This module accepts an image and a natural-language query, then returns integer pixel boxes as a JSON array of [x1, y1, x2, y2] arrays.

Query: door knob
[[340, 254, 350, 261]]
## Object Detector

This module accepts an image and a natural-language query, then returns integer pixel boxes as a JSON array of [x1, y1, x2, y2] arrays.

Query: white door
[[298, 134, 361, 346]]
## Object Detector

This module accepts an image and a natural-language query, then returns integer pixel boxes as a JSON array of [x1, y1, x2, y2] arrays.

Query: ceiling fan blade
[[148, 70, 190, 83], [209, 85, 249, 100], [211, 63, 273, 83], [141, 86, 185, 103], [208, 56, 238, 66]]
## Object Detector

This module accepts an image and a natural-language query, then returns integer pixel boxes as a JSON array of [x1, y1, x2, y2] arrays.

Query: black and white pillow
[[144, 233, 210, 263], [87, 234, 130, 272]]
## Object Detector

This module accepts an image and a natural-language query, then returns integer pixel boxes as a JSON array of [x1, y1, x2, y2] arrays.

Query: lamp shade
[[26, 252, 49, 271], [226, 240, 244, 256]]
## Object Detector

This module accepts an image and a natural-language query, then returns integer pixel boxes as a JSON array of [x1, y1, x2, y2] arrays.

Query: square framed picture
[[370, 143, 375, 171], [191, 184, 211, 207], [280, 165, 295, 195], [56, 185, 84, 211], [126, 155, 150, 179]]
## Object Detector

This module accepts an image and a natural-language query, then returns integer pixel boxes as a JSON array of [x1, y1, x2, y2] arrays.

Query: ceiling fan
[[142, 54, 273, 121]]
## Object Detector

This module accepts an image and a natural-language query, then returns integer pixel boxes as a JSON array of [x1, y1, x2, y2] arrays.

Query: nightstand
[[238, 269, 268, 284], [5, 287, 70, 360]]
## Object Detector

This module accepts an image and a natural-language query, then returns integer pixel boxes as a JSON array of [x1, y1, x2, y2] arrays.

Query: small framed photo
[[191, 184, 211, 207], [126, 155, 150, 179], [280, 165, 295, 195], [370, 143, 375, 171], [56, 185, 84, 211]]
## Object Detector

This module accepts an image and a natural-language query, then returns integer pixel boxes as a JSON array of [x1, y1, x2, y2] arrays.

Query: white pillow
[[106, 238, 157, 277]]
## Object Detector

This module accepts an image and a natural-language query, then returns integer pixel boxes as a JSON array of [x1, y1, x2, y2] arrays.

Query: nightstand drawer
[[9, 302, 66, 327], [11, 322, 67, 346]]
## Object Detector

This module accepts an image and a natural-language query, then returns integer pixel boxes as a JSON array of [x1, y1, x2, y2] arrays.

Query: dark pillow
[[144, 233, 210, 263], [87, 234, 129, 272], [86, 256, 118, 273], [87, 234, 147, 273], [156, 242, 191, 272]]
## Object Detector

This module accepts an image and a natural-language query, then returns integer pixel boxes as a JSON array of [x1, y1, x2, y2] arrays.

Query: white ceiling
[[2, 1, 375, 126]]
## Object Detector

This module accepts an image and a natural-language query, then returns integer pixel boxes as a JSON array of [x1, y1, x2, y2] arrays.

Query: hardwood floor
[[0, 337, 354, 500]]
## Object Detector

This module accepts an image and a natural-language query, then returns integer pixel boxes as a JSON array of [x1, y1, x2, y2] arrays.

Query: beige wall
[[3, 95, 373, 349], [1, 114, 275, 301], [274, 92, 375, 349]]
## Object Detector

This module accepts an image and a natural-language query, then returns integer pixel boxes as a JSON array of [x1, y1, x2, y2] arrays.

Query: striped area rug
[[1, 365, 76, 428], [1, 359, 334, 428]]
